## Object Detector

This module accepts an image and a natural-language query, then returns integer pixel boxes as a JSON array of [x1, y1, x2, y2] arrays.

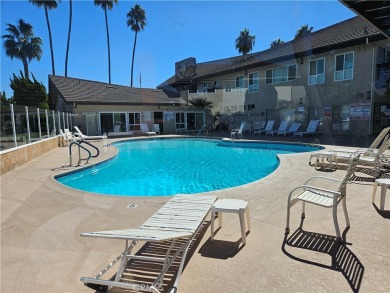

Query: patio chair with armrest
[[253, 122, 266, 135], [285, 152, 361, 242], [231, 122, 246, 139], [80, 194, 217, 293], [140, 123, 156, 136]]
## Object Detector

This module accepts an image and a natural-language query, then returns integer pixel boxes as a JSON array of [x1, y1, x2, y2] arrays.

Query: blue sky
[[1, 0, 355, 98]]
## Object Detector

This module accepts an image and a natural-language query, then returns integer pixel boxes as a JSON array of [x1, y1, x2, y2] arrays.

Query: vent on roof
[[106, 85, 116, 89]]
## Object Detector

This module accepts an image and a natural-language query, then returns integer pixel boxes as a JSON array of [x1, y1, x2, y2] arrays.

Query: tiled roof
[[49, 75, 185, 105], [162, 16, 383, 86]]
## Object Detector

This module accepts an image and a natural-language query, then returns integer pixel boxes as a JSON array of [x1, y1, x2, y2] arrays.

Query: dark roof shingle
[[49, 75, 185, 105]]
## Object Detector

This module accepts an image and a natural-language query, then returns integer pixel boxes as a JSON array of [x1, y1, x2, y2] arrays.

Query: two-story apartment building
[[161, 16, 390, 136]]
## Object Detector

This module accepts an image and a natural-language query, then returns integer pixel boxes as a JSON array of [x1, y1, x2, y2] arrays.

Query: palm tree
[[126, 4, 147, 87], [65, 0, 72, 77], [189, 97, 213, 109], [295, 24, 313, 39], [94, 0, 118, 84], [2, 19, 43, 80], [235, 28, 255, 55], [29, 0, 59, 76], [270, 38, 284, 48]]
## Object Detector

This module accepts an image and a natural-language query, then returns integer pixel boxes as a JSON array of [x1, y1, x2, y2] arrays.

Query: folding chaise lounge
[[231, 122, 246, 139], [256, 120, 275, 135], [293, 120, 320, 137], [253, 122, 266, 135], [107, 125, 133, 138], [140, 123, 157, 136], [266, 121, 288, 136], [277, 122, 301, 136], [74, 126, 107, 140], [80, 194, 217, 293]]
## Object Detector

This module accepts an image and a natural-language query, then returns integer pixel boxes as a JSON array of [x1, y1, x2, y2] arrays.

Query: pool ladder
[[196, 125, 208, 138], [69, 140, 100, 166]]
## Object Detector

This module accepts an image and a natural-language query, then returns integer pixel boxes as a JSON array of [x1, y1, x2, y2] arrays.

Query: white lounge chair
[[266, 121, 288, 136], [277, 122, 301, 136], [74, 126, 107, 140], [80, 194, 217, 293], [231, 122, 246, 139], [59, 129, 78, 146], [257, 120, 275, 135], [253, 122, 266, 135], [293, 120, 320, 137], [107, 125, 133, 138], [286, 152, 361, 241], [153, 124, 160, 134], [140, 123, 156, 136]]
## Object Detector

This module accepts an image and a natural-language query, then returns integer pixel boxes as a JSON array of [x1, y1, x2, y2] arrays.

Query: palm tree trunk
[[130, 31, 138, 87], [104, 6, 111, 84], [21, 55, 29, 80], [44, 6, 55, 75], [65, 0, 72, 77]]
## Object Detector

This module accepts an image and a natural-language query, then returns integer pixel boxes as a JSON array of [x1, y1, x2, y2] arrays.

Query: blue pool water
[[56, 138, 321, 196]]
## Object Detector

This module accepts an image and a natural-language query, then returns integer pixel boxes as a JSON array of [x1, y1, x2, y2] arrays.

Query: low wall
[[0, 136, 60, 175]]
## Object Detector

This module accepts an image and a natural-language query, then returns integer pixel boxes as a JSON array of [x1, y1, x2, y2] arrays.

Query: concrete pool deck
[[1, 136, 389, 292]]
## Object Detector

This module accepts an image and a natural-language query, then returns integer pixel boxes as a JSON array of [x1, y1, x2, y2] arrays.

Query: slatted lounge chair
[[256, 120, 275, 135], [293, 120, 320, 137], [80, 194, 217, 293], [107, 125, 133, 138], [331, 126, 390, 154], [277, 122, 301, 136], [231, 122, 246, 139], [285, 152, 361, 242], [153, 124, 161, 134], [59, 129, 77, 146], [266, 121, 289, 136], [253, 122, 266, 135], [140, 123, 156, 136], [74, 126, 107, 140], [334, 135, 390, 177]]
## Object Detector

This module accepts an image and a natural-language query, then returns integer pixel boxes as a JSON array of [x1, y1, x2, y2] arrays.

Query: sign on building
[[350, 103, 371, 120]]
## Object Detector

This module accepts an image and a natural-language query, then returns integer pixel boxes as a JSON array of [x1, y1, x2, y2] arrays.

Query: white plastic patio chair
[[74, 126, 107, 140], [153, 124, 160, 134], [285, 152, 361, 241], [231, 122, 246, 139]]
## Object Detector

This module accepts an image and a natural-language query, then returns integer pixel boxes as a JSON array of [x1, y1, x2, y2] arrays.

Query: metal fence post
[[37, 108, 42, 140], [25, 106, 31, 144], [10, 104, 17, 148]]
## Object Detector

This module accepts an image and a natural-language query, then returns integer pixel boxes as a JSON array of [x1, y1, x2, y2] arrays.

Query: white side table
[[309, 151, 338, 170], [210, 199, 250, 245], [372, 178, 390, 211]]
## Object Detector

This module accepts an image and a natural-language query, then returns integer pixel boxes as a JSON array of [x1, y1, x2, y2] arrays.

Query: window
[[335, 52, 354, 81], [235, 75, 245, 93], [176, 112, 185, 130], [308, 58, 325, 84], [214, 80, 219, 87], [128, 112, 141, 131], [248, 72, 259, 92], [247, 104, 255, 111], [265, 64, 296, 84]]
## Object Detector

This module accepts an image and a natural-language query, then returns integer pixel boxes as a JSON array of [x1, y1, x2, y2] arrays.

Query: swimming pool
[[56, 138, 321, 196]]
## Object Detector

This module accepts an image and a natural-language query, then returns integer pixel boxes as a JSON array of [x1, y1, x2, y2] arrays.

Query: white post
[[25, 106, 31, 144], [10, 104, 17, 148]]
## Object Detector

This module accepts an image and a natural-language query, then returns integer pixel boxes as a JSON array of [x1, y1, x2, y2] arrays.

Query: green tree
[[295, 24, 313, 39], [189, 97, 213, 109], [126, 3, 147, 87], [94, 0, 118, 84], [10, 71, 49, 109], [270, 38, 284, 48], [1, 91, 7, 103], [29, 0, 59, 75], [235, 28, 255, 56], [2, 19, 43, 80], [65, 0, 72, 77]]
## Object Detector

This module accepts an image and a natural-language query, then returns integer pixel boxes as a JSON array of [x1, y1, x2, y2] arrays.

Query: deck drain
[[127, 204, 138, 208]]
